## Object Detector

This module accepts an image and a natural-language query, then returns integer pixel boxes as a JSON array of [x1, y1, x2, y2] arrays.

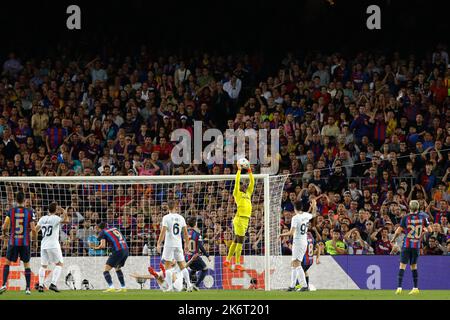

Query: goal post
[[264, 174, 271, 291], [0, 174, 287, 291]]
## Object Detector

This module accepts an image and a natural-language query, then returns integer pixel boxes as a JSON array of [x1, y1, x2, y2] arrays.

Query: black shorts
[[189, 258, 207, 271], [6, 245, 31, 263], [106, 249, 129, 268], [301, 262, 312, 273], [400, 248, 419, 265]]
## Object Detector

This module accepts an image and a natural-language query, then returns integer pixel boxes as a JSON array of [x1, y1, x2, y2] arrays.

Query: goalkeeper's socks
[[196, 269, 207, 287], [116, 270, 126, 288], [51, 266, 62, 286], [234, 243, 243, 265], [181, 268, 191, 288], [397, 268, 405, 288], [412, 269, 418, 288], [24, 268, 31, 290], [290, 267, 297, 288], [226, 242, 237, 262], [103, 271, 113, 288], [38, 267, 46, 286], [2, 265, 10, 286]]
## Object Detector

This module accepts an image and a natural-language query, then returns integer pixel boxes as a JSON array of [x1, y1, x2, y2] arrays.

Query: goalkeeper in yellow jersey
[[224, 162, 255, 271]]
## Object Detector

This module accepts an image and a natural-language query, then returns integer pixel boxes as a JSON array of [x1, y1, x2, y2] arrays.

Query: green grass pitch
[[0, 289, 449, 300]]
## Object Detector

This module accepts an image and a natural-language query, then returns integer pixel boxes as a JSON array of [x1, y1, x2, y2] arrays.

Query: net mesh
[[0, 175, 286, 291]]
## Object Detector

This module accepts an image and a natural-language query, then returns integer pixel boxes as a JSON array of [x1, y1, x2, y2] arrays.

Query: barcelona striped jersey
[[6, 206, 36, 246], [98, 227, 128, 252], [400, 212, 429, 249], [302, 232, 315, 267], [185, 228, 209, 261]]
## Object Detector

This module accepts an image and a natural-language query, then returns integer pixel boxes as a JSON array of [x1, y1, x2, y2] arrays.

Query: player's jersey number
[[112, 229, 123, 240], [307, 242, 314, 257], [299, 223, 307, 235], [188, 239, 196, 252], [173, 223, 180, 235], [407, 224, 423, 239], [15, 218, 24, 235], [41, 225, 53, 237]]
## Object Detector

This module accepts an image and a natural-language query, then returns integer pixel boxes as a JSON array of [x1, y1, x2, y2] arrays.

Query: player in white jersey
[[280, 197, 318, 292], [156, 201, 193, 291], [131, 263, 184, 292], [130, 254, 199, 292], [35, 202, 70, 292], [157, 265, 184, 292]]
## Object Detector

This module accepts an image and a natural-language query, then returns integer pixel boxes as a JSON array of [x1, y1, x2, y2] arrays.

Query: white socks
[[39, 267, 46, 286], [165, 269, 173, 289], [289, 266, 306, 288], [181, 268, 191, 288], [296, 266, 306, 288], [164, 268, 191, 290], [51, 266, 62, 286], [39, 265, 62, 287], [290, 267, 297, 288]]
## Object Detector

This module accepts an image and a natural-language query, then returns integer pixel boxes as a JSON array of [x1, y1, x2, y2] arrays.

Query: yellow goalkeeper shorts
[[232, 215, 249, 237]]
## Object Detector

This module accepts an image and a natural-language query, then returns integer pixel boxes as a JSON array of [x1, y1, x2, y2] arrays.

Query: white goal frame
[[0, 174, 278, 291]]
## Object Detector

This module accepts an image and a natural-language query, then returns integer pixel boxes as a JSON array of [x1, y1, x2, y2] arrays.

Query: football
[[237, 158, 250, 169]]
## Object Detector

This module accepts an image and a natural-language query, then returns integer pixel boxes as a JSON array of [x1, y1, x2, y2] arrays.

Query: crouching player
[[90, 222, 129, 292], [133, 263, 184, 292], [186, 217, 211, 290], [130, 254, 199, 292]]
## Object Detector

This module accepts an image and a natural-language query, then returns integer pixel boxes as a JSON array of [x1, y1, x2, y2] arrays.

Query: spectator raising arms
[[0, 47, 449, 258]]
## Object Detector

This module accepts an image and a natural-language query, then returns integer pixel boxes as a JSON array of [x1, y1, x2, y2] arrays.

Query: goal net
[[0, 174, 287, 291]]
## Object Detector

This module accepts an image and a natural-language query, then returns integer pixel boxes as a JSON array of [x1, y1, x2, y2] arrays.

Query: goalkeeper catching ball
[[224, 160, 254, 271]]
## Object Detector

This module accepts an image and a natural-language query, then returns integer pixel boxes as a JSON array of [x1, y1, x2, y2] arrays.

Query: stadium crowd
[[0, 44, 449, 258]]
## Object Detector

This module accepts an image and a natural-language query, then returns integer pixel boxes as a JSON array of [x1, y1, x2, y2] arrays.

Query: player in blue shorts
[[90, 222, 129, 292], [391, 200, 431, 295], [0, 191, 36, 295], [185, 217, 211, 290]]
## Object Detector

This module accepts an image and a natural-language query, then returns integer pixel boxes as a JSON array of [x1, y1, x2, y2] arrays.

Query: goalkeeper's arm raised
[[246, 167, 254, 196], [233, 168, 241, 200]]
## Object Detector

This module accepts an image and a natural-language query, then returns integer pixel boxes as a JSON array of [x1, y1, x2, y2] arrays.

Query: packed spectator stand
[[0, 45, 449, 258]]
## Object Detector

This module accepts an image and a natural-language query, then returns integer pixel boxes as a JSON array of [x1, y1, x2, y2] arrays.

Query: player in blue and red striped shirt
[[0, 191, 36, 295], [91, 222, 129, 292], [391, 200, 431, 295], [185, 217, 211, 290], [295, 230, 320, 291]]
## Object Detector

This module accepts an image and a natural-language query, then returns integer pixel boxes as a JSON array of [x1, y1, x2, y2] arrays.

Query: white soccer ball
[[238, 158, 250, 169]]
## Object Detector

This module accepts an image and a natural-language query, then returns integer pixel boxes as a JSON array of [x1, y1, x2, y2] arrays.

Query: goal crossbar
[[0, 174, 270, 184]]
